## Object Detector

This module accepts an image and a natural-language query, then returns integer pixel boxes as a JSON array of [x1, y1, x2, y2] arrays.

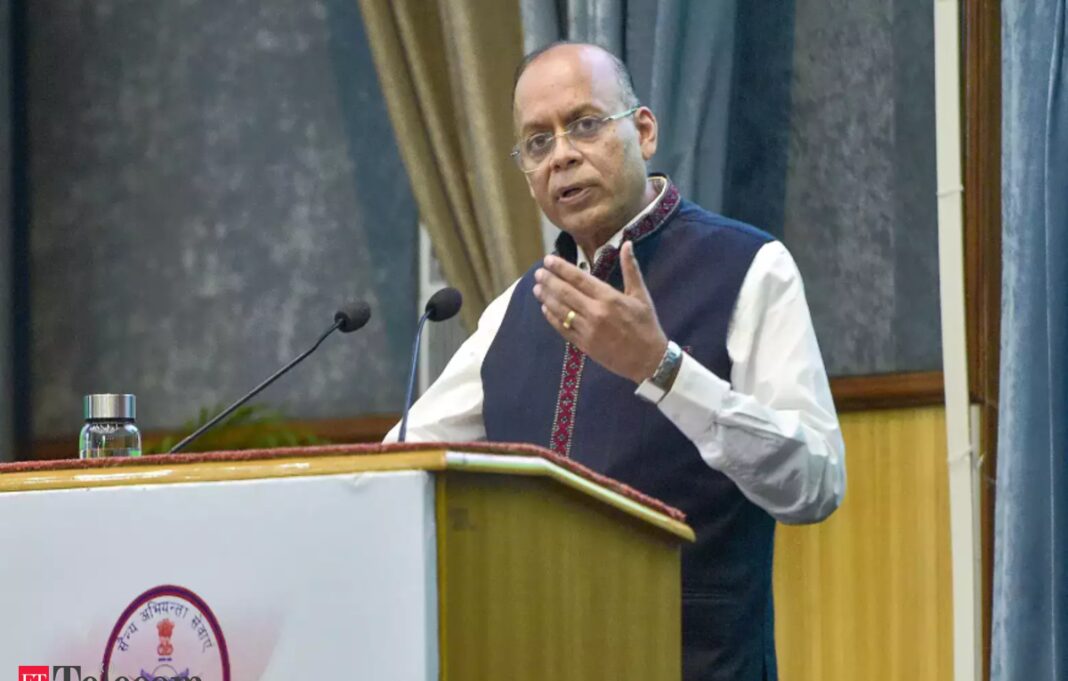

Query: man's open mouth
[[557, 185, 591, 203]]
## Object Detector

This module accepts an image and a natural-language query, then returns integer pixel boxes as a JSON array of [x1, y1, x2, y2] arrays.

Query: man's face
[[513, 45, 658, 245]]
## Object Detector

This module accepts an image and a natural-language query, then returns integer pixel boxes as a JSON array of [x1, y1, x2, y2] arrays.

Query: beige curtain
[[356, 0, 544, 329]]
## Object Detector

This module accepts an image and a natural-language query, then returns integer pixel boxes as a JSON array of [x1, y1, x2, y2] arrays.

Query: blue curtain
[[993, 0, 1068, 678]]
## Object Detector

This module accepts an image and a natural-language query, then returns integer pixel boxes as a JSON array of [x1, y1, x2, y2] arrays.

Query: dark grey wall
[[28, 1, 417, 437], [1, 0, 12, 460], [782, 0, 941, 375]]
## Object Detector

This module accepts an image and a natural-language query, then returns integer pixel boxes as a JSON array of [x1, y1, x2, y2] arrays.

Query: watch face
[[654, 343, 682, 380]]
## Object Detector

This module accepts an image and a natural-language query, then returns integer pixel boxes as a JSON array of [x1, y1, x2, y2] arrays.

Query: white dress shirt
[[386, 187, 846, 525]]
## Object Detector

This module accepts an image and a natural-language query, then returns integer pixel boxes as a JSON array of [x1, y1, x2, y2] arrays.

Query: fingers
[[534, 265, 593, 317], [540, 302, 581, 339], [533, 261, 592, 339], [620, 241, 650, 300], [534, 246, 648, 343], [536, 284, 581, 331], [540, 255, 616, 298]]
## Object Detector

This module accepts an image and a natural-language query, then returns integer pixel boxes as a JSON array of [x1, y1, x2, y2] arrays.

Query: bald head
[[512, 42, 639, 114]]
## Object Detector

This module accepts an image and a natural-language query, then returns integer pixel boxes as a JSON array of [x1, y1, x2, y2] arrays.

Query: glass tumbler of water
[[79, 394, 142, 459]]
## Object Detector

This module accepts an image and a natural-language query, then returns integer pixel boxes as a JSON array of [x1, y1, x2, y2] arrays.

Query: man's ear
[[635, 107, 658, 160]]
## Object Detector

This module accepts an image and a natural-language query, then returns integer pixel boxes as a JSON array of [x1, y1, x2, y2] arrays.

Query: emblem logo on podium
[[157, 619, 176, 657], [102, 585, 230, 681]]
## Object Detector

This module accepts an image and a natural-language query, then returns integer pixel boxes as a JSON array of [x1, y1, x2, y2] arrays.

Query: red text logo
[[18, 667, 49, 681]]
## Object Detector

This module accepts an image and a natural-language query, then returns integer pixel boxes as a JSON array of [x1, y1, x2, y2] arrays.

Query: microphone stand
[[169, 319, 343, 454], [398, 310, 432, 443]]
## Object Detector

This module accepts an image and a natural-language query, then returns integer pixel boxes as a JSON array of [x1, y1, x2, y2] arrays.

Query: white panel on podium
[[0, 470, 438, 681]]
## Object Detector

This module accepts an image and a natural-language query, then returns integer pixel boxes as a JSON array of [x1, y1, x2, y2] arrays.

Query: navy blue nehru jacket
[[481, 182, 781, 681]]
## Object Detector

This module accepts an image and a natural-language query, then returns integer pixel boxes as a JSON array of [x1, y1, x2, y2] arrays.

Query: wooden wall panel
[[774, 406, 952, 680]]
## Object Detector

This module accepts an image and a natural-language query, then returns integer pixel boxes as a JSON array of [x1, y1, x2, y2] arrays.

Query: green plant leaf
[[144, 403, 327, 454]]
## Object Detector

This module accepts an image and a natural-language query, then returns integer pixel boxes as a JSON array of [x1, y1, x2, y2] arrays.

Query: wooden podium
[[0, 443, 693, 680]]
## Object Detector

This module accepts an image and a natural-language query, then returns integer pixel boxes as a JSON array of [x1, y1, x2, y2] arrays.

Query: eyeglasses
[[510, 107, 640, 173]]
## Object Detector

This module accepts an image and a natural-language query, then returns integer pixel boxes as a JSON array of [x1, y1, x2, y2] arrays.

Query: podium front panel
[[0, 470, 439, 680]]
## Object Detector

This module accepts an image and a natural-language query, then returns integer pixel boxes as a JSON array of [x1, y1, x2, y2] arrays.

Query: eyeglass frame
[[510, 107, 641, 173]]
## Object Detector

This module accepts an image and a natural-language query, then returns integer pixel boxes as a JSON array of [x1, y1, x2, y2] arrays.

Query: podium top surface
[[0, 442, 694, 541]]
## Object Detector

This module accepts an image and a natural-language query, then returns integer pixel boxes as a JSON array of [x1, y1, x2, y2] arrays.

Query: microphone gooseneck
[[169, 301, 371, 454], [398, 287, 463, 443]]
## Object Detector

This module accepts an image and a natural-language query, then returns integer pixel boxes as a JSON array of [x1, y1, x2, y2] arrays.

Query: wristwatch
[[635, 340, 683, 404]]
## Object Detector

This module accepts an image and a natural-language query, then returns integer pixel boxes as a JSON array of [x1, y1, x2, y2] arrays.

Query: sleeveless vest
[[482, 185, 779, 680]]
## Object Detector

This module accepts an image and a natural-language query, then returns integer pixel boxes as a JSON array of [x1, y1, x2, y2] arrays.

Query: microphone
[[168, 301, 371, 454], [398, 287, 463, 442], [335, 301, 372, 332]]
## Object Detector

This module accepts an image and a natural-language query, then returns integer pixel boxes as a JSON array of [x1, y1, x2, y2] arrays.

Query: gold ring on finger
[[562, 309, 577, 330]]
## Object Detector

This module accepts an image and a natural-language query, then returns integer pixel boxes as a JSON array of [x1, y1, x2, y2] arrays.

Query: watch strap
[[635, 341, 683, 404]]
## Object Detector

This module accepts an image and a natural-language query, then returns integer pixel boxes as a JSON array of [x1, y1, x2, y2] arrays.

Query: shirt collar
[[571, 174, 671, 272]]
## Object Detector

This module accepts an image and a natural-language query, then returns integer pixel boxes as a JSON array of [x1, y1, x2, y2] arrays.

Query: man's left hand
[[533, 241, 668, 384]]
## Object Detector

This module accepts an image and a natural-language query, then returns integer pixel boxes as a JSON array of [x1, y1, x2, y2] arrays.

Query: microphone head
[[335, 301, 371, 332], [425, 287, 463, 322]]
